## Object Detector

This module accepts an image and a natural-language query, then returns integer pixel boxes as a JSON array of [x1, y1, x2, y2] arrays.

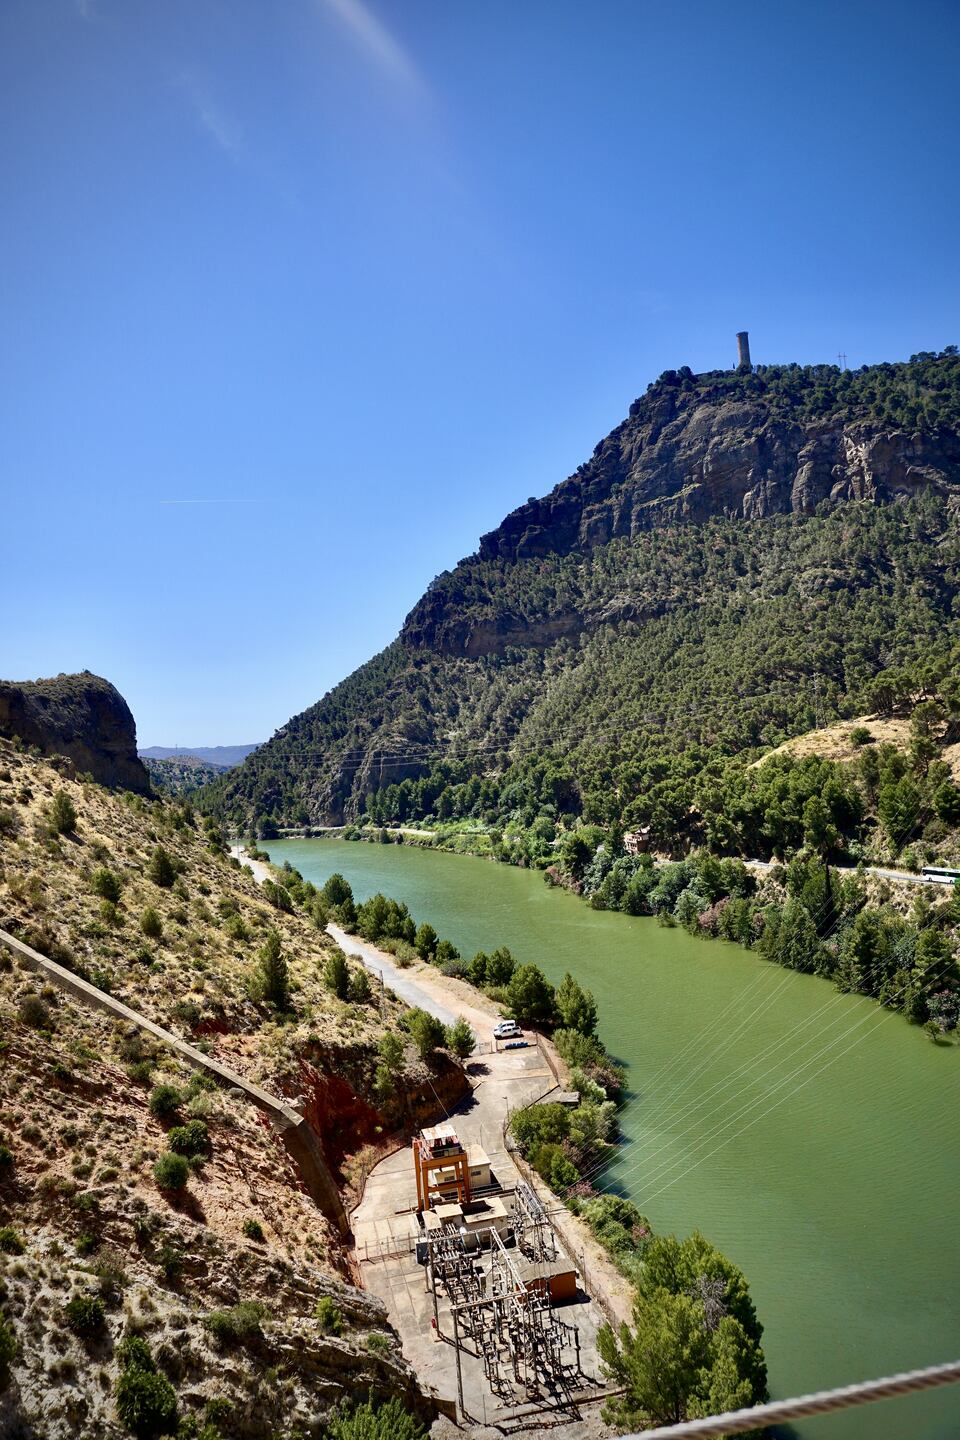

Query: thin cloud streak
[[175, 72, 243, 159], [315, 0, 424, 96]]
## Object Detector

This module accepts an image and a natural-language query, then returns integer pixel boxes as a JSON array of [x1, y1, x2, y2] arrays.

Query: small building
[[623, 828, 651, 856], [513, 1256, 578, 1302], [427, 1142, 492, 1195], [422, 1195, 513, 1247]]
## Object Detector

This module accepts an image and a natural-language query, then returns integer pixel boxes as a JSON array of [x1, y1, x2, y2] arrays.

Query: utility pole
[[837, 351, 847, 371]]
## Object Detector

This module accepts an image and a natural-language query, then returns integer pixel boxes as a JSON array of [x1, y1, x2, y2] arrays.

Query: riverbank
[[231, 842, 635, 1333]]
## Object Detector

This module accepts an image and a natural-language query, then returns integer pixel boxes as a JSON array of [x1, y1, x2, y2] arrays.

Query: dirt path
[[230, 843, 272, 884]]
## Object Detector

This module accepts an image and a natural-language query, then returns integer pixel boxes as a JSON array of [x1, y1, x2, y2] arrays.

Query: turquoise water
[[265, 838, 960, 1439]]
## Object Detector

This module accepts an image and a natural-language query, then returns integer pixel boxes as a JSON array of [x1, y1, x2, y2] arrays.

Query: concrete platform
[[352, 1040, 609, 1428]]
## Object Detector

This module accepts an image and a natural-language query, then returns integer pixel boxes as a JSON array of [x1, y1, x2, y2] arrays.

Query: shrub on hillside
[[0, 1315, 17, 1393], [140, 906, 163, 939], [147, 846, 175, 888], [0, 1226, 25, 1255], [115, 1334, 178, 1438], [167, 1119, 209, 1159], [153, 1151, 189, 1192], [315, 1296, 343, 1334], [49, 789, 77, 834], [91, 867, 123, 903], [18, 993, 51, 1029], [64, 1293, 106, 1336], [148, 1084, 181, 1119], [327, 1396, 426, 1440], [204, 1301, 266, 1345]]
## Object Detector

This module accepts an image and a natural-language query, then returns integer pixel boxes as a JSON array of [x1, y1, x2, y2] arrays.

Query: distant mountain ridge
[[140, 743, 260, 766], [203, 349, 960, 835]]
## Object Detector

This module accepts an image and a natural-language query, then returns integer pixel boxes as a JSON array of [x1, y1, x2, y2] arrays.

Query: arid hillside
[[0, 740, 461, 1439]]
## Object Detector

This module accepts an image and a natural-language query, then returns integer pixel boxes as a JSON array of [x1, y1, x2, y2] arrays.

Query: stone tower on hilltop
[[736, 331, 752, 371]]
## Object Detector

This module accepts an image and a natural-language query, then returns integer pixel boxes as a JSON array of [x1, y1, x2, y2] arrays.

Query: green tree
[[933, 781, 960, 825], [445, 1017, 476, 1058], [467, 951, 489, 985], [258, 930, 290, 1010], [374, 1031, 405, 1098], [324, 947, 350, 999], [322, 873, 354, 907], [50, 789, 77, 834], [147, 846, 175, 888], [350, 967, 373, 1003], [598, 1232, 765, 1430], [506, 963, 556, 1026], [407, 1008, 446, 1059], [555, 972, 599, 1035], [378, 1032, 405, 1074], [414, 923, 438, 961], [802, 795, 837, 853], [486, 946, 516, 986], [877, 777, 922, 850]]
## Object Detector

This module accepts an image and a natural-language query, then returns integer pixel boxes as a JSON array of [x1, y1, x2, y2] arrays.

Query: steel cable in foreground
[[628, 1358, 960, 1439]]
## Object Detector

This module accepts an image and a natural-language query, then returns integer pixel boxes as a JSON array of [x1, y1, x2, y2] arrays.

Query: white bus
[[920, 865, 960, 886]]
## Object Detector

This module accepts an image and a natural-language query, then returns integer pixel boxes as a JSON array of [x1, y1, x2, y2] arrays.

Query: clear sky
[[2, 0, 958, 747]]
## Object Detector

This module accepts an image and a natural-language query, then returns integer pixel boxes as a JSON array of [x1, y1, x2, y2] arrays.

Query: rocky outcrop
[[400, 374, 960, 656], [474, 403, 960, 564], [472, 394, 960, 566], [0, 671, 150, 793]]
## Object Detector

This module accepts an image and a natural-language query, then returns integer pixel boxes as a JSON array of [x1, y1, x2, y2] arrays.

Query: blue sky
[[2, 0, 958, 746]]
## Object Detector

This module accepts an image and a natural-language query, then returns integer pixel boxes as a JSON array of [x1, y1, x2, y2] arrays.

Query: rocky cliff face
[[474, 393, 960, 566], [401, 372, 960, 657], [0, 671, 150, 793]]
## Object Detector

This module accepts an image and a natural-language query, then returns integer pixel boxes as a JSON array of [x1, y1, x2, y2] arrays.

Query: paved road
[[328, 924, 469, 1030], [745, 856, 949, 887]]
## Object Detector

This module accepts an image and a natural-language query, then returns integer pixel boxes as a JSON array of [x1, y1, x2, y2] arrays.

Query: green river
[[264, 838, 960, 1439]]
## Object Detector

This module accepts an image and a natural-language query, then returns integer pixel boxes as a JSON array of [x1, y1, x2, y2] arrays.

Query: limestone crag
[[473, 399, 960, 566], [0, 671, 150, 793]]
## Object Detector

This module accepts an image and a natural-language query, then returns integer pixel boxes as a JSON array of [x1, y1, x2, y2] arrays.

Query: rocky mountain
[[0, 672, 150, 795], [204, 349, 960, 836]]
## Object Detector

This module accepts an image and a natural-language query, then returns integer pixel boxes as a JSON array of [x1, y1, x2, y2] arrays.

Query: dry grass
[[750, 712, 960, 772]]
